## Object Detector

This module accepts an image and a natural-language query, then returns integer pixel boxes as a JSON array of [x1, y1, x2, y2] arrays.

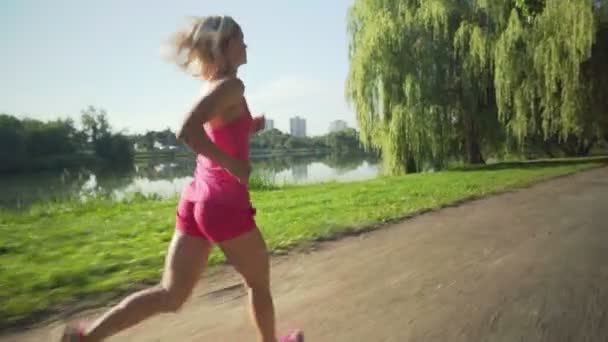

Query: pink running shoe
[[60, 322, 87, 342], [281, 330, 304, 342]]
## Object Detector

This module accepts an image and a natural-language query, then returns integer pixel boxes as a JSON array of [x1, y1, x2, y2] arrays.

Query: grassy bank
[[1, 157, 606, 328]]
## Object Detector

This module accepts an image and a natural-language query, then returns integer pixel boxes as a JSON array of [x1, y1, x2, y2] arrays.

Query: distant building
[[264, 118, 275, 131], [329, 120, 348, 133], [290, 116, 307, 137]]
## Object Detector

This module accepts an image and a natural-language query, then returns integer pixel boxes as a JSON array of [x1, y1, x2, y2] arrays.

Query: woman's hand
[[252, 115, 265, 134]]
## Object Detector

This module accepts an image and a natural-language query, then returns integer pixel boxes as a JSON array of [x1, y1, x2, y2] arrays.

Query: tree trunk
[[91, 125, 98, 145], [558, 136, 595, 157], [578, 140, 594, 156], [465, 119, 485, 165], [405, 155, 418, 174], [467, 137, 486, 164], [542, 140, 555, 158]]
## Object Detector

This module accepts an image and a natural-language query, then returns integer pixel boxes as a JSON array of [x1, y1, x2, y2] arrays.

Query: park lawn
[[0, 158, 606, 327]]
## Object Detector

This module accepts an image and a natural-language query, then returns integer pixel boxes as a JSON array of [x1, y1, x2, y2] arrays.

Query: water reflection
[[292, 164, 308, 181], [0, 152, 380, 210]]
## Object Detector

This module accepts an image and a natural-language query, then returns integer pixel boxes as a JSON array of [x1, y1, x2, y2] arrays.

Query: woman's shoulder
[[208, 77, 244, 95], [201, 77, 245, 108]]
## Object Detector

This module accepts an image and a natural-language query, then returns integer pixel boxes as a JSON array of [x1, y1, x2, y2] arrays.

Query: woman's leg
[[217, 227, 277, 342], [64, 231, 211, 342]]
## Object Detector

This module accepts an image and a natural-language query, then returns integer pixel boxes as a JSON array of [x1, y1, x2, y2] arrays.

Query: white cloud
[[246, 75, 357, 136]]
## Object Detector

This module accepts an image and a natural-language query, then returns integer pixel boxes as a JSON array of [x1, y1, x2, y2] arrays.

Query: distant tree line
[[0, 106, 133, 173], [250, 127, 368, 153], [131, 129, 181, 152], [0, 106, 370, 173], [131, 126, 370, 154]]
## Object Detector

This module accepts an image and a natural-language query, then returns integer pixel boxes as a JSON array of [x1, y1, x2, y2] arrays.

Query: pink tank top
[[182, 100, 253, 202]]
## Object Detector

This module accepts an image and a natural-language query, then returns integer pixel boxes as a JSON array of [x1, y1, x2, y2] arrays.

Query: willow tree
[[587, 1, 608, 144], [346, 0, 511, 174], [494, 0, 608, 156]]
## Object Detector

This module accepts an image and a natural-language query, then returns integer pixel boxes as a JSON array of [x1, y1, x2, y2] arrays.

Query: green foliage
[[248, 172, 279, 191], [21, 118, 77, 157], [347, 0, 608, 174], [250, 127, 367, 152], [324, 128, 362, 152], [79, 106, 134, 165], [94, 133, 135, 164], [514, 0, 545, 19], [0, 106, 135, 172], [250, 129, 291, 149], [0, 114, 81, 172], [494, 0, 608, 154], [80, 106, 110, 144], [346, 0, 511, 174], [0, 114, 28, 167]]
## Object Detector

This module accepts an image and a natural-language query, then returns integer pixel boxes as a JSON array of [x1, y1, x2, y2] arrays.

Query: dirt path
[[4, 167, 608, 342]]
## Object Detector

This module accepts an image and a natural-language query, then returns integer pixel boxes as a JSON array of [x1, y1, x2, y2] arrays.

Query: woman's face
[[226, 29, 247, 67]]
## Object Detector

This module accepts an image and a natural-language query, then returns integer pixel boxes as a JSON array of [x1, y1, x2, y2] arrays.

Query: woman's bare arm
[[176, 78, 248, 178]]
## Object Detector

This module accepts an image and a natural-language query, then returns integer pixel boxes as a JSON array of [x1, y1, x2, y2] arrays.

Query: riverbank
[[0, 148, 349, 174], [0, 153, 101, 174], [134, 147, 338, 161], [1, 157, 606, 329]]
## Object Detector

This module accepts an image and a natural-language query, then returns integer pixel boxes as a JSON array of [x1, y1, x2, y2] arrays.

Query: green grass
[[0, 157, 606, 328]]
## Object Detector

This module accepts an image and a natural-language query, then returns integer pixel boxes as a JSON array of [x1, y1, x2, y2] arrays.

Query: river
[[1, 152, 381, 210]]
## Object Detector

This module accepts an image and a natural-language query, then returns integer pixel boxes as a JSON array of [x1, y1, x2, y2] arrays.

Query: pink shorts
[[175, 180, 257, 243]]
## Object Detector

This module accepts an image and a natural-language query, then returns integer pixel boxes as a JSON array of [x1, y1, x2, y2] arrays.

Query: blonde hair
[[164, 16, 242, 80]]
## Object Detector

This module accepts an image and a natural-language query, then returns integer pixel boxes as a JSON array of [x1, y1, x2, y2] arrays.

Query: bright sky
[[1, 0, 357, 136]]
